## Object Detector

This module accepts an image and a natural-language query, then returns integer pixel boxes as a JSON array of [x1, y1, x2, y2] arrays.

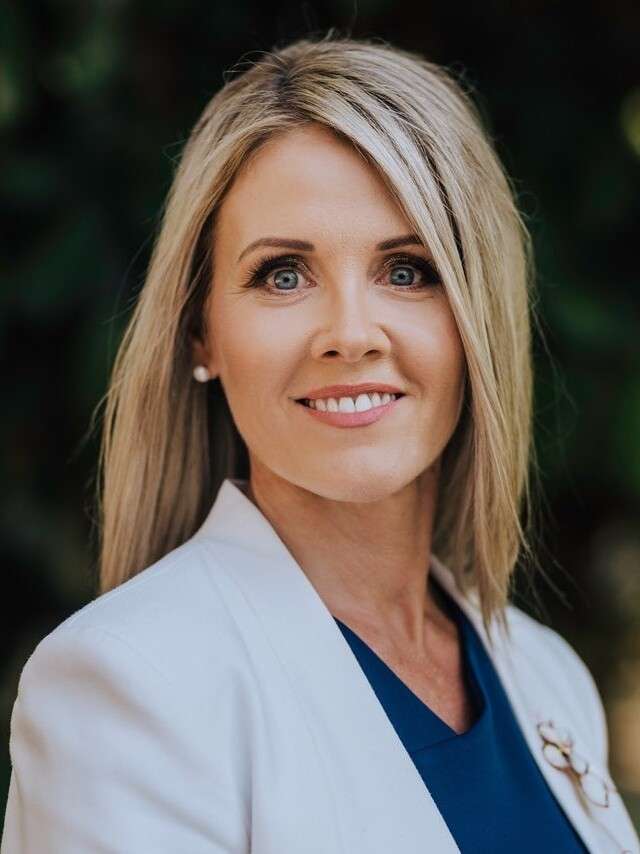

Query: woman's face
[[194, 122, 466, 502]]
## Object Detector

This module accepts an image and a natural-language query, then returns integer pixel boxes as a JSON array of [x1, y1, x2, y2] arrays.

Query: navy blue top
[[334, 578, 588, 852]]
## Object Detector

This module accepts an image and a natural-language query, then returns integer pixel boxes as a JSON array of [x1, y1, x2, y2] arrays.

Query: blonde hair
[[95, 33, 544, 642]]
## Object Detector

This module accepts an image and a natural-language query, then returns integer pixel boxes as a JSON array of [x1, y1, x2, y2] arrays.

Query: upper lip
[[296, 383, 405, 401]]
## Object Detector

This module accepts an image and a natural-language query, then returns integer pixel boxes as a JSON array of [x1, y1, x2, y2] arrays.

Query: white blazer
[[2, 478, 638, 853]]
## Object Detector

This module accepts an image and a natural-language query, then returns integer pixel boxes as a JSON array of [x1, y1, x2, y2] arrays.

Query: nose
[[309, 279, 391, 363]]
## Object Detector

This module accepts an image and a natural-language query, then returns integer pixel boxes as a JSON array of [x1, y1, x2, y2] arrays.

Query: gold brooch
[[536, 720, 636, 853], [536, 719, 616, 808]]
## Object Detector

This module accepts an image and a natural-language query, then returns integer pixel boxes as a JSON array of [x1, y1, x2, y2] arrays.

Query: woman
[[2, 34, 638, 853]]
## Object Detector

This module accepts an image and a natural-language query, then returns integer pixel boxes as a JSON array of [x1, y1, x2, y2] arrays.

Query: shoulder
[[499, 600, 609, 764], [17, 538, 248, 705], [5, 538, 252, 852]]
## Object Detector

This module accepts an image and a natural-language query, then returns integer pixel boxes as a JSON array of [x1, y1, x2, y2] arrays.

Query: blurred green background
[[1, 0, 639, 832]]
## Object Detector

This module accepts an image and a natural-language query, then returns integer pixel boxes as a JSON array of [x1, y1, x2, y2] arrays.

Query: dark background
[[2, 0, 639, 830]]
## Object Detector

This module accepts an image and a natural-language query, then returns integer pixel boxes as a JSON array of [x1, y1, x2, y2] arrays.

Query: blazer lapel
[[194, 478, 459, 853], [430, 553, 639, 854], [194, 478, 637, 854]]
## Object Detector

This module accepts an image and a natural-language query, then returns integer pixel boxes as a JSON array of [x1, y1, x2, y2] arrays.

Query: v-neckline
[[333, 580, 488, 746], [192, 478, 627, 854]]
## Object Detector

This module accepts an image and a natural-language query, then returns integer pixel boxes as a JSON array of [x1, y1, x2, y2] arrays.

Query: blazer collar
[[193, 478, 636, 854]]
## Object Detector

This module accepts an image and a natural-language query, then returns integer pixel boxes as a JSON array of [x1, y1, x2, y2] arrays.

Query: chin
[[296, 468, 418, 504]]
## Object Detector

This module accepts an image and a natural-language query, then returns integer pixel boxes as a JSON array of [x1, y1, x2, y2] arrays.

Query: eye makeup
[[240, 252, 441, 295]]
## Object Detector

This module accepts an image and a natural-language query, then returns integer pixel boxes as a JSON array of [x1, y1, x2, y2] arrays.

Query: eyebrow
[[236, 233, 424, 264]]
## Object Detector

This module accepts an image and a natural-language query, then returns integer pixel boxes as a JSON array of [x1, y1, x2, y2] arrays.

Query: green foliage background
[[1, 0, 639, 831]]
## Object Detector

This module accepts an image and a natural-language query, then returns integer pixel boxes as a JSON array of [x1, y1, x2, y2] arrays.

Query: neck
[[243, 463, 445, 653]]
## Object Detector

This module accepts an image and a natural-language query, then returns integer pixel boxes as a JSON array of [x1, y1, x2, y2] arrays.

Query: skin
[[192, 122, 474, 733]]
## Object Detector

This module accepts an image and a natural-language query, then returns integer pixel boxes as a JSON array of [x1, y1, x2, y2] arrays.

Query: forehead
[[215, 123, 412, 253]]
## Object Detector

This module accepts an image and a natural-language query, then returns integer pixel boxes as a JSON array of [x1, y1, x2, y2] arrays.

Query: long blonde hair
[[95, 33, 544, 640]]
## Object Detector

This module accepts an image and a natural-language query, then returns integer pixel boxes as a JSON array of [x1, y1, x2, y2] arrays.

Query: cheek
[[405, 312, 466, 444], [211, 303, 299, 408], [410, 306, 465, 393]]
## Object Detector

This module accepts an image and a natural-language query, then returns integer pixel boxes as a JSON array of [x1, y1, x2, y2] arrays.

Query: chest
[[334, 618, 477, 735], [191, 535, 638, 853], [223, 618, 611, 854]]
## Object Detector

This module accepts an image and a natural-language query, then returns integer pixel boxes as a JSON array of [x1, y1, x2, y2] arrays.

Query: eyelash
[[241, 252, 441, 295]]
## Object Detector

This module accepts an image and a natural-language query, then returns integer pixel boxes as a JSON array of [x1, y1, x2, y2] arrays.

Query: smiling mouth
[[295, 392, 406, 411]]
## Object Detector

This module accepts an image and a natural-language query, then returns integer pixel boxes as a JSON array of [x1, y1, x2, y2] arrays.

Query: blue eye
[[272, 268, 299, 290], [242, 252, 440, 295], [389, 265, 419, 287], [383, 255, 441, 289], [241, 254, 307, 292]]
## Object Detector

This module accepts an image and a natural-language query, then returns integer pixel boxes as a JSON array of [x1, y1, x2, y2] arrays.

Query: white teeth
[[307, 392, 399, 410]]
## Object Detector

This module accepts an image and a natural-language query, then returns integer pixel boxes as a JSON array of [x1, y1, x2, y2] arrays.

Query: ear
[[190, 332, 219, 380]]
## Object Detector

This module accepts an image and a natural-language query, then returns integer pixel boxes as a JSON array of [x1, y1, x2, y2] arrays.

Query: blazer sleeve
[[1, 624, 250, 854]]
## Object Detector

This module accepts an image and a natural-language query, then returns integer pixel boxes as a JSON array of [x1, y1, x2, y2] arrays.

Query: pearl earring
[[193, 365, 210, 383]]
